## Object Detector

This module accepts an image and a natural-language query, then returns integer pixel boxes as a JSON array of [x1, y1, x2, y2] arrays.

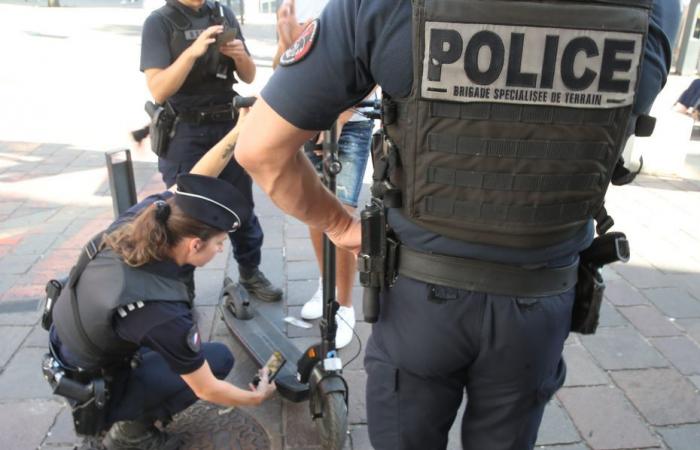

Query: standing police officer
[[140, 0, 282, 302], [235, 0, 680, 449]]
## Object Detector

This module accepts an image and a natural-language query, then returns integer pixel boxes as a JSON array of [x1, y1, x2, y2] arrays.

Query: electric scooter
[[220, 96, 385, 449]]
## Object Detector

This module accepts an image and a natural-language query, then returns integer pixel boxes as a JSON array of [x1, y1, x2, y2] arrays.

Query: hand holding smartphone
[[252, 351, 286, 387], [216, 27, 238, 46]]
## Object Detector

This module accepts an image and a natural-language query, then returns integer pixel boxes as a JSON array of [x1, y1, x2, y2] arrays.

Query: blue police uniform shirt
[[140, 2, 249, 110], [262, 0, 680, 265]]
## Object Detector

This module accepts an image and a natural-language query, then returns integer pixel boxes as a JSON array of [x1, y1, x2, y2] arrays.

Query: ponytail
[[104, 197, 221, 267]]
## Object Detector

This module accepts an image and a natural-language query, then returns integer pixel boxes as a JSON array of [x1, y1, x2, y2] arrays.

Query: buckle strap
[[85, 239, 99, 260], [594, 204, 614, 235], [398, 246, 578, 297]]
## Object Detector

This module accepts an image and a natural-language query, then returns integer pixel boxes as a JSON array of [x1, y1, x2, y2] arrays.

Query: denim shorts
[[304, 119, 373, 208]]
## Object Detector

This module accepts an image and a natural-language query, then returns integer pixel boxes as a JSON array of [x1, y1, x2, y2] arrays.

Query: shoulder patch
[[279, 19, 320, 67], [186, 325, 201, 353]]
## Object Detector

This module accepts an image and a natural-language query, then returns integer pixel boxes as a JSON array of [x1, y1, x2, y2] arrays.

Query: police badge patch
[[421, 22, 643, 109], [279, 19, 319, 67], [187, 325, 201, 353]]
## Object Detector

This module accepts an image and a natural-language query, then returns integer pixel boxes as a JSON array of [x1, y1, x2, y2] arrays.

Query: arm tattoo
[[222, 142, 236, 160]]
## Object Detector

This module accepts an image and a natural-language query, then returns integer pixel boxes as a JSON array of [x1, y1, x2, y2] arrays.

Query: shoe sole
[[300, 310, 322, 320], [251, 292, 283, 303], [239, 284, 283, 303]]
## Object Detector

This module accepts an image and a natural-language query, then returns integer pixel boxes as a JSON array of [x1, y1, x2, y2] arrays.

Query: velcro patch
[[279, 19, 319, 67], [422, 22, 643, 109], [187, 325, 201, 353]]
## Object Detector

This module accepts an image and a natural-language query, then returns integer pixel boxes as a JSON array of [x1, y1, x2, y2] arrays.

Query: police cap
[[174, 174, 251, 232]]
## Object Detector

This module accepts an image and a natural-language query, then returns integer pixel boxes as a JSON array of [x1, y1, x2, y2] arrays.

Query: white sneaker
[[335, 306, 356, 349], [301, 277, 323, 320]]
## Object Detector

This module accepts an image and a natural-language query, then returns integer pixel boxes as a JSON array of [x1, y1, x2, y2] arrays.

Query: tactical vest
[[53, 243, 191, 369], [385, 0, 651, 249], [156, 0, 236, 97]]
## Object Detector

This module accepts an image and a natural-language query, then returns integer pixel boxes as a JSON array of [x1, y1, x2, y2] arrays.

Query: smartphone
[[252, 351, 286, 387], [216, 27, 238, 46]]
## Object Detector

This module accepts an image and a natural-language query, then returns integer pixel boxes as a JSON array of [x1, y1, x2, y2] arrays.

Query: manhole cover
[[167, 402, 270, 450]]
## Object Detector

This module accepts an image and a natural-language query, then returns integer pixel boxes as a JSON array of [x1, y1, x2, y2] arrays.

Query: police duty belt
[[178, 105, 235, 124], [397, 246, 578, 297]]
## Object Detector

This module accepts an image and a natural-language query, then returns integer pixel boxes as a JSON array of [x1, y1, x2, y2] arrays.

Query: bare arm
[[181, 361, 275, 407], [189, 108, 249, 177], [235, 97, 361, 253], [273, 0, 308, 70], [145, 25, 223, 104], [272, 44, 285, 70]]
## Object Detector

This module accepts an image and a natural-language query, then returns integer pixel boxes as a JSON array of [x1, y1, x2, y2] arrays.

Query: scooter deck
[[220, 282, 310, 403]]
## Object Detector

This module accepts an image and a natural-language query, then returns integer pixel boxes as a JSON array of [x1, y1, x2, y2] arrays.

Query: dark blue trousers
[[159, 120, 263, 269], [106, 342, 234, 426], [365, 275, 573, 450]]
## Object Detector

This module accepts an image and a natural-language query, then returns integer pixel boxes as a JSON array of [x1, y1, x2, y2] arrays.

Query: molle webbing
[[430, 102, 618, 126], [387, 0, 649, 248]]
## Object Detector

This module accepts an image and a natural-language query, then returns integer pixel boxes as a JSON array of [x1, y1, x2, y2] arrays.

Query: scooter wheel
[[315, 391, 348, 450]]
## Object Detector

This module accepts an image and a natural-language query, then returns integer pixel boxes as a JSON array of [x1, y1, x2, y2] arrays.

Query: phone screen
[[253, 351, 286, 386]]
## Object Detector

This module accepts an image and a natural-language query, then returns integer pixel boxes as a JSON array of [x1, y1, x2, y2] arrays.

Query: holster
[[358, 200, 401, 323], [571, 263, 605, 334], [70, 377, 108, 436], [571, 231, 630, 335], [145, 101, 177, 158], [42, 348, 109, 436]]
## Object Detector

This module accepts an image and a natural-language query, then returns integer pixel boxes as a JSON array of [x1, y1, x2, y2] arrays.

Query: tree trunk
[[48, 0, 61, 7]]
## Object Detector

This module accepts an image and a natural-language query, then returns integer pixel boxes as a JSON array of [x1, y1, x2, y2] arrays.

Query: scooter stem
[[321, 122, 341, 357]]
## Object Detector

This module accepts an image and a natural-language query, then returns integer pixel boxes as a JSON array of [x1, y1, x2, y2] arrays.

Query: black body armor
[[156, 0, 237, 96], [385, 0, 651, 249], [52, 244, 191, 369]]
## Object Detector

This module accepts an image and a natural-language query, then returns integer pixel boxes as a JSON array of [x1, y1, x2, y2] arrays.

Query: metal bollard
[[105, 149, 137, 218]]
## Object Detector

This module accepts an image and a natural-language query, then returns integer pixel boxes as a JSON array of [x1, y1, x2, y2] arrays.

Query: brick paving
[[1, 4, 700, 450]]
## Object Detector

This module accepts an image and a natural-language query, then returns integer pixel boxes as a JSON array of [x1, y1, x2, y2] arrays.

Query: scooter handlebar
[[233, 96, 257, 109]]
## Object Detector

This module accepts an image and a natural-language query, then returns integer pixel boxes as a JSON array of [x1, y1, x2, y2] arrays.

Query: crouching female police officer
[[46, 173, 276, 450]]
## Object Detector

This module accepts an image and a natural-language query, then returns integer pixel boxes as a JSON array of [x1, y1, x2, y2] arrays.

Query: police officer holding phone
[[235, 0, 680, 449], [140, 0, 283, 302]]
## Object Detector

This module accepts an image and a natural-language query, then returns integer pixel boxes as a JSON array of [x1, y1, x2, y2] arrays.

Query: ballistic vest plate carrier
[[387, 0, 651, 248], [53, 247, 191, 368], [156, 0, 236, 96]]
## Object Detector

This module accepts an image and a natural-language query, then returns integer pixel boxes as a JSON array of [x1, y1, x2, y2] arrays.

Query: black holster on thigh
[[42, 348, 110, 436], [571, 232, 630, 335]]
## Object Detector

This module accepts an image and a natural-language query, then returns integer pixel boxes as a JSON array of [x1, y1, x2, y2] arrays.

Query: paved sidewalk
[[1, 4, 700, 450], [2, 143, 700, 450]]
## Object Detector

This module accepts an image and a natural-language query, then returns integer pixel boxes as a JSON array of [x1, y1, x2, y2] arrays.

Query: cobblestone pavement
[[1, 4, 700, 450]]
